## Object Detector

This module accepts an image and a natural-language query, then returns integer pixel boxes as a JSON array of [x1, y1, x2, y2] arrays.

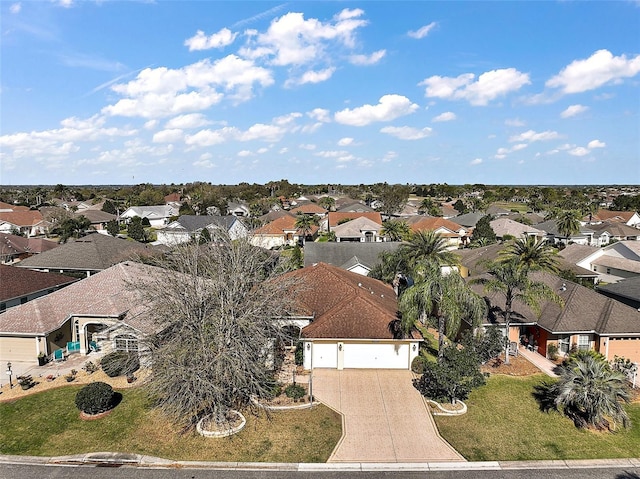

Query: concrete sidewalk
[[517, 347, 558, 377], [312, 369, 464, 463]]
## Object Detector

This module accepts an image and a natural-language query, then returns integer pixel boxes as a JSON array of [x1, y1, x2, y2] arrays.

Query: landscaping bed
[[480, 353, 542, 377]]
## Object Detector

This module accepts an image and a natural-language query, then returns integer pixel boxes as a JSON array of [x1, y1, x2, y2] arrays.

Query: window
[[577, 335, 590, 351], [114, 334, 139, 352], [558, 336, 570, 355]]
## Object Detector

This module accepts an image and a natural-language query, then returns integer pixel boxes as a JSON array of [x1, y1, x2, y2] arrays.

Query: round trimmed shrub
[[75, 382, 115, 415], [284, 384, 305, 400], [411, 355, 430, 374], [100, 351, 140, 378]]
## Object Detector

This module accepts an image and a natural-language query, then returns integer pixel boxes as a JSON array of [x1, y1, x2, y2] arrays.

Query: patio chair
[[53, 349, 66, 361], [89, 341, 100, 352]]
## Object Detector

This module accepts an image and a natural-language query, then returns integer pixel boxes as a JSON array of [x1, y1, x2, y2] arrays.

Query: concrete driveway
[[312, 369, 464, 463]]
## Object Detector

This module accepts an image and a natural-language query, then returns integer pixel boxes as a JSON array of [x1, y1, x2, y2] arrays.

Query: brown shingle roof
[[592, 209, 636, 223], [0, 209, 43, 227], [0, 264, 77, 302], [0, 233, 59, 256], [327, 212, 382, 228], [290, 204, 327, 215], [281, 262, 406, 340]]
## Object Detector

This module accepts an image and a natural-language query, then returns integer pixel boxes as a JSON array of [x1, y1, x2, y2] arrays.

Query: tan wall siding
[[606, 338, 640, 364], [0, 336, 38, 363]]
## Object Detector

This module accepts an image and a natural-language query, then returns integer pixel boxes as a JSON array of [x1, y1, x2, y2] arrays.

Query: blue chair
[[89, 341, 100, 352], [53, 349, 65, 361]]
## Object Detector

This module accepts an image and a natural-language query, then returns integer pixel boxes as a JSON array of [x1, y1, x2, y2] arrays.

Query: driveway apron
[[312, 369, 464, 463]]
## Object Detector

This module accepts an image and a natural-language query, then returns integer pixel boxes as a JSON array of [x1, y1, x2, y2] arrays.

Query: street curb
[[1, 455, 639, 471]]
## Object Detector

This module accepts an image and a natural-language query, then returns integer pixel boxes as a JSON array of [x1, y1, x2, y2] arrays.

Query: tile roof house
[[489, 217, 546, 240], [15, 232, 157, 277], [120, 205, 179, 227], [325, 211, 383, 232], [280, 262, 421, 369], [403, 216, 470, 249], [463, 265, 640, 365], [588, 209, 640, 228], [0, 262, 161, 366], [290, 203, 328, 216], [303, 242, 401, 276], [331, 216, 384, 243], [0, 202, 45, 237], [156, 215, 248, 246], [0, 264, 78, 312], [0, 232, 59, 264], [250, 215, 318, 249]]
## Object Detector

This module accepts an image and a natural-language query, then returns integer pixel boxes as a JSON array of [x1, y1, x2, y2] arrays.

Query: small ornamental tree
[[470, 215, 496, 246], [106, 219, 120, 237], [127, 216, 145, 242], [75, 382, 115, 415], [101, 351, 140, 377]]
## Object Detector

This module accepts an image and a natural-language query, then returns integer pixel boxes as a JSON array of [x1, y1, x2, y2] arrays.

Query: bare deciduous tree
[[136, 232, 296, 427]]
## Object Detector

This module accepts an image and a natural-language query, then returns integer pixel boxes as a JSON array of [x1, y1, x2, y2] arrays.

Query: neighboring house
[[440, 204, 459, 219], [588, 209, 640, 228], [164, 192, 182, 205], [535, 219, 595, 246], [0, 262, 160, 366], [120, 205, 178, 227], [569, 240, 640, 283], [251, 215, 318, 249], [489, 217, 546, 240], [485, 205, 511, 217], [75, 210, 117, 232], [596, 276, 640, 310], [404, 216, 470, 249], [331, 216, 384, 243], [290, 203, 328, 217], [462, 260, 640, 365], [281, 262, 421, 370], [0, 264, 77, 312], [450, 212, 485, 228], [258, 209, 294, 225], [156, 215, 248, 246], [335, 201, 375, 213], [227, 201, 250, 217], [0, 232, 59, 264], [0, 202, 45, 237], [303, 242, 401, 276], [16, 232, 157, 277], [325, 212, 383, 232], [583, 221, 640, 247]]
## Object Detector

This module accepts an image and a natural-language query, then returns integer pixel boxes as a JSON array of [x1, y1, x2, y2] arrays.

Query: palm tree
[[294, 213, 318, 245], [500, 236, 559, 273], [399, 269, 486, 362], [549, 355, 631, 430], [380, 220, 410, 242], [401, 230, 458, 277], [553, 209, 581, 243], [472, 260, 563, 364]]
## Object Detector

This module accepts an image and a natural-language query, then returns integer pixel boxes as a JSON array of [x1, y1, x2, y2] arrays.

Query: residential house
[[489, 217, 546, 240], [251, 215, 318, 249], [164, 192, 182, 205], [227, 201, 250, 217], [16, 232, 157, 277], [450, 212, 485, 228], [403, 216, 470, 249], [0, 264, 77, 312], [583, 221, 640, 247], [303, 242, 401, 276], [290, 203, 328, 217], [281, 262, 421, 370], [568, 240, 640, 283], [335, 201, 375, 213], [331, 216, 384, 243], [459, 251, 640, 365], [439, 204, 459, 219], [588, 209, 640, 228], [535, 219, 595, 246], [324, 212, 383, 233], [0, 232, 59, 264], [75, 210, 117, 233], [596, 276, 640, 310], [0, 262, 161, 367], [0, 202, 45, 237], [485, 205, 511, 217], [156, 215, 248, 246], [120, 205, 179, 227]]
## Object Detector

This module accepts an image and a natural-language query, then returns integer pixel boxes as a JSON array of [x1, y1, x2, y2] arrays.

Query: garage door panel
[[313, 343, 338, 368], [343, 343, 409, 369]]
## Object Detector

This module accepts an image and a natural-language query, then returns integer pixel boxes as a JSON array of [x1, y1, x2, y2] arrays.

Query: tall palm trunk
[[438, 313, 446, 362], [504, 297, 513, 364]]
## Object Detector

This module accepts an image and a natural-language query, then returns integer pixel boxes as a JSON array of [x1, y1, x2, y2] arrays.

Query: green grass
[[415, 323, 439, 362], [0, 386, 342, 462], [490, 201, 530, 213], [435, 374, 640, 461]]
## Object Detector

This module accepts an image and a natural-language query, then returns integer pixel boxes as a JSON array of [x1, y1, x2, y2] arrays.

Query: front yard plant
[[75, 381, 115, 415]]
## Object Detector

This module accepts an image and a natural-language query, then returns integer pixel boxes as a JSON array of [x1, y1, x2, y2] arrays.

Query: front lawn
[[0, 385, 341, 462], [435, 374, 640, 461]]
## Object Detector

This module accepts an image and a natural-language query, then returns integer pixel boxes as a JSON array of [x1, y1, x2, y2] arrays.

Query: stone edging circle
[[250, 396, 314, 411], [79, 409, 114, 421], [426, 399, 467, 416], [196, 410, 246, 438]]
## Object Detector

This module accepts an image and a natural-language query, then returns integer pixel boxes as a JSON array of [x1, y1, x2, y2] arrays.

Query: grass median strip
[[0, 385, 342, 463]]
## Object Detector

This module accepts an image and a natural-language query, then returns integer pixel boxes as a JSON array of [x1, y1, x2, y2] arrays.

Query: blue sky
[[1, 1, 639, 186]]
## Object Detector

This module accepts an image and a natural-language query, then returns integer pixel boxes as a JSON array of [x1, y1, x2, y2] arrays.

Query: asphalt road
[[0, 464, 639, 479]]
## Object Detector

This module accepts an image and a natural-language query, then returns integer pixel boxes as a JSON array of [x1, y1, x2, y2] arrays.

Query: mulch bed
[[258, 383, 310, 407], [481, 354, 543, 376]]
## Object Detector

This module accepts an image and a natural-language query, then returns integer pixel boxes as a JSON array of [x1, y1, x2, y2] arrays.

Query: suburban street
[[0, 463, 639, 479]]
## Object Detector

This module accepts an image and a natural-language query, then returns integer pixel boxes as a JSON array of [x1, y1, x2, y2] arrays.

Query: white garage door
[[343, 342, 410, 369], [312, 342, 338, 368]]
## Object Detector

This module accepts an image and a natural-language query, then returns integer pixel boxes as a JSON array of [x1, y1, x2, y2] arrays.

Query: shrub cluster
[[75, 382, 115, 415], [284, 384, 306, 400], [411, 355, 431, 374], [100, 351, 140, 378], [294, 341, 304, 366]]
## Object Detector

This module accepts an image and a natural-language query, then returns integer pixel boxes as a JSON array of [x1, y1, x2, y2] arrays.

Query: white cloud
[[420, 68, 530, 106], [315, 150, 348, 158], [432, 111, 456, 122], [287, 67, 336, 87], [334, 94, 419, 126], [299, 143, 316, 150], [165, 113, 211, 129], [560, 104, 589, 118], [184, 28, 237, 51], [505, 118, 525, 127], [588, 139, 606, 148], [470, 158, 483, 165], [408, 22, 437, 39], [152, 129, 183, 143], [307, 108, 331, 122], [382, 151, 397, 163], [338, 137, 354, 146], [494, 143, 528, 159], [237, 150, 253, 157], [193, 159, 216, 168], [511, 143, 528, 152], [546, 49, 640, 94], [144, 120, 159, 130], [349, 49, 386, 66], [569, 147, 590, 157], [185, 128, 232, 147], [380, 126, 432, 140], [509, 129, 562, 142], [9, 3, 21, 14]]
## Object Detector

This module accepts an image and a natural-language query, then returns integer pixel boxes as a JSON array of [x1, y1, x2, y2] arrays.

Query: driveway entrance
[[312, 369, 464, 463]]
